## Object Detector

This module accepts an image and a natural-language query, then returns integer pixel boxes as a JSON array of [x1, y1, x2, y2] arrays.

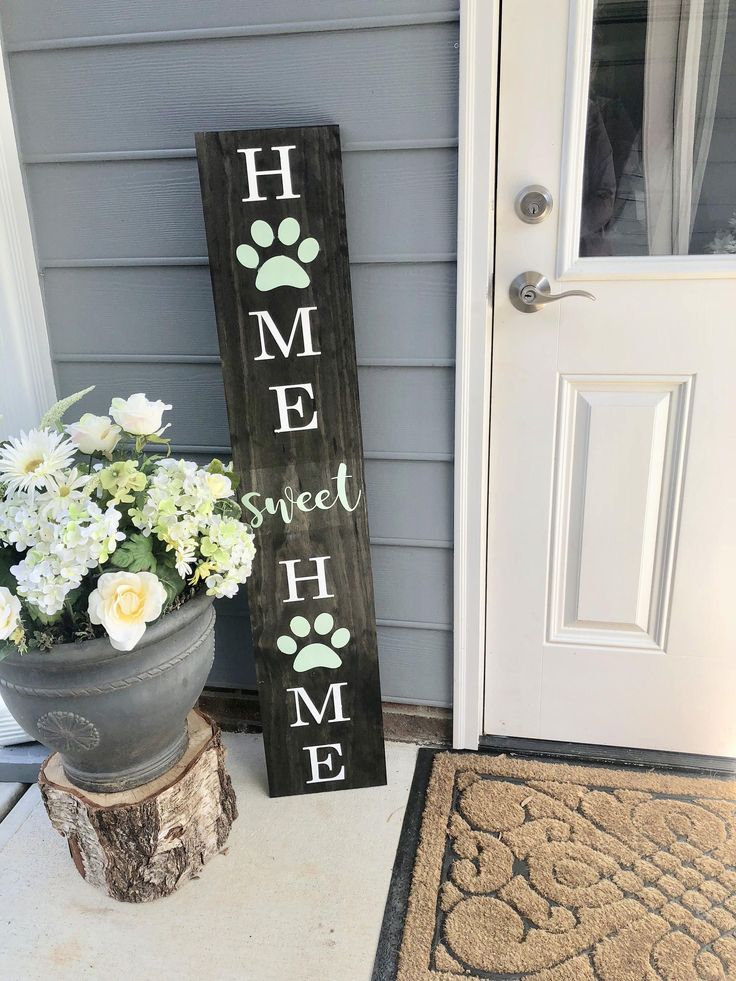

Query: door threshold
[[479, 734, 736, 778]]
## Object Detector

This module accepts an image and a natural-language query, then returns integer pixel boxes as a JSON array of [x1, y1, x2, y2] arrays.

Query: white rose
[[88, 571, 167, 652], [0, 587, 21, 641], [66, 413, 122, 456], [109, 394, 172, 437], [206, 472, 233, 499]]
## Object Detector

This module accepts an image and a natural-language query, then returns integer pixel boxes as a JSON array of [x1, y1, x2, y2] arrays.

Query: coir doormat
[[373, 749, 736, 980]]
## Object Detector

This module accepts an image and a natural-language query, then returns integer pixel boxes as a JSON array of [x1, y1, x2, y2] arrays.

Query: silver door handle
[[509, 271, 595, 313]]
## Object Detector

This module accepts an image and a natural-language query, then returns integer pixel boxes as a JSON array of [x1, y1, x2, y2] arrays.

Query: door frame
[[452, 0, 500, 749]]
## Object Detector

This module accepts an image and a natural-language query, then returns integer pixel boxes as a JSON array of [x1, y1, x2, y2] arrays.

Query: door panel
[[485, 0, 736, 754], [548, 374, 691, 650]]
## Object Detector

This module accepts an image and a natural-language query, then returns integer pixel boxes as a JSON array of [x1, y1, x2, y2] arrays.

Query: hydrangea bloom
[[9, 498, 124, 616], [199, 516, 256, 599], [130, 459, 255, 593]]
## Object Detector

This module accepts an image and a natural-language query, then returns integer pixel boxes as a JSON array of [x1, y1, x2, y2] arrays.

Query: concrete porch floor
[[0, 733, 418, 981]]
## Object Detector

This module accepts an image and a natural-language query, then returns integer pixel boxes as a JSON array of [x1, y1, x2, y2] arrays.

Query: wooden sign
[[196, 125, 386, 797]]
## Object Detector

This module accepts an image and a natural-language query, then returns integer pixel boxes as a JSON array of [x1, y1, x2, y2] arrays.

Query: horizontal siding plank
[[9, 24, 459, 154], [25, 138, 459, 164], [358, 366, 454, 456], [139, 452, 452, 547], [213, 543, 451, 628], [1, 1, 459, 45], [43, 262, 456, 361], [372, 545, 453, 626], [353, 263, 457, 360], [208, 545, 453, 696], [27, 149, 457, 262], [208, 618, 452, 706], [53, 362, 455, 457], [365, 459, 453, 543], [44, 266, 219, 356], [376, 626, 452, 705]]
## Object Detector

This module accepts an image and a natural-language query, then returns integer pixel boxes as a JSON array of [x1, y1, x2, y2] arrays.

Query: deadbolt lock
[[514, 185, 553, 224]]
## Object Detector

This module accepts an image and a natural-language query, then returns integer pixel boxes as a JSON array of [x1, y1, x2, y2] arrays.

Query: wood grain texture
[[196, 125, 386, 796], [9, 25, 458, 154], [39, 711, 237, 903]]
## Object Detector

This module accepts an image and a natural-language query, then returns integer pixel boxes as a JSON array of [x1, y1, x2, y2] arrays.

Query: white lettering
[[287, 683, 350, 728], [270, 383, 318, 433], [237, 145, 299, 202], [280, 555, 334, 603], [304, 743, 346, 784], [251, 307, 319, 361]]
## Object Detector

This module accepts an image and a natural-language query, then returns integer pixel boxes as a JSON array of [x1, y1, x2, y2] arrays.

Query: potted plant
[[0, 388, 255, 793]]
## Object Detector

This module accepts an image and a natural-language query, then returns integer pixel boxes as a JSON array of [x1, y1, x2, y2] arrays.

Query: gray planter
[[0, 592, 215, 793]]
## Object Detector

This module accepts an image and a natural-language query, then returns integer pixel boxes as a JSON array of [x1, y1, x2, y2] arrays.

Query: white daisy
[[37, 467, 96, 517], [0, 428, 77, 495]]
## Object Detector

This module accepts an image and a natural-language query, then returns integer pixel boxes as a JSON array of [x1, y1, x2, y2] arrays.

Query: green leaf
[[216, 498, 242, 519], [0, 643, 13, 662], [0, 549, 18, 591], [62, 586, 85, 624], [26, 603, 63, 626], [109, 533, 157, 573], [137, 434, 171, 456], [39, 386, 95, 431], [140, 454, 163, 474], [155, 555, 186, 605]]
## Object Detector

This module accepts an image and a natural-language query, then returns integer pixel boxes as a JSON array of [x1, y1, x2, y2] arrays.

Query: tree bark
[[39, 709, 237, 903]]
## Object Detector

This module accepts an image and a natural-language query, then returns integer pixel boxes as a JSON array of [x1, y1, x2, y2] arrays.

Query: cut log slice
[[39, 709, 237, 903]]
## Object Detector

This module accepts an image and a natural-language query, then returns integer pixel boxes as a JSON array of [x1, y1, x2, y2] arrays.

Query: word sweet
[[241, 462, 362, 529]]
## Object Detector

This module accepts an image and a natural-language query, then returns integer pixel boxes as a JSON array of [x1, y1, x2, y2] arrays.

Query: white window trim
[[0, 37, 56, 439], [0, 39, 55, 746], [452, 0, 499, 749]]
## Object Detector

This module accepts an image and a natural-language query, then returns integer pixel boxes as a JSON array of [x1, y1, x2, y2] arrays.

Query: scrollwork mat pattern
[[398, 753, 736, 981]]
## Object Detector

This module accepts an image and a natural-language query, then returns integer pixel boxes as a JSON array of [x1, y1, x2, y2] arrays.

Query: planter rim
[[0, 590, 214, 670]]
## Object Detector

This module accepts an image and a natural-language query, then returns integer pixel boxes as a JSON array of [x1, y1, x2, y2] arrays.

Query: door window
[[581, 0, 735, 256]]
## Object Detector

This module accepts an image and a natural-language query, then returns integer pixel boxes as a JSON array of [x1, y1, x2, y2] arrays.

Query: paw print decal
[[236, 218, 320, 291], [276, 613, 350, 672]]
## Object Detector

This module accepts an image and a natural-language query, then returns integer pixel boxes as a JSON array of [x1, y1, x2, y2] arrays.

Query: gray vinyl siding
[[0, 2, 459, 707]]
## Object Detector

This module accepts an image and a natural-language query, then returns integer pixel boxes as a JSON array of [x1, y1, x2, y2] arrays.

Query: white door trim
[[0, 36, 56, 439], [452, 0, 499, 749]]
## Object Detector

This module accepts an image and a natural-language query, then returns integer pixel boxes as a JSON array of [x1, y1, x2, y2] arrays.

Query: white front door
[[485, 0, 736, 755]]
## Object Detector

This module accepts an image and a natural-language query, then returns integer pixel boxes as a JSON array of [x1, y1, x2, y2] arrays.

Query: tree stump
[[38, 709, 237, 903]]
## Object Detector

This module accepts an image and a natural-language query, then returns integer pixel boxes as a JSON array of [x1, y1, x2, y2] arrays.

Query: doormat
[[373, 749, 736, 980]]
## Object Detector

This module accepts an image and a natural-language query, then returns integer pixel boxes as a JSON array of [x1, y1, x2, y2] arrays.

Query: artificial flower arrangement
[[0, 388, 256, 656], [707, 211, 736, 253]]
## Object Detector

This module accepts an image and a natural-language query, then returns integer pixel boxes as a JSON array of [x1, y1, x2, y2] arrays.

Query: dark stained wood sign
[[196, 125, 386, 797]]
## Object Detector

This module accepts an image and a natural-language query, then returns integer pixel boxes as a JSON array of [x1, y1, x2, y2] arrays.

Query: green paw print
[[276, 614, 350, 672], [236, 218, 320, 292]]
